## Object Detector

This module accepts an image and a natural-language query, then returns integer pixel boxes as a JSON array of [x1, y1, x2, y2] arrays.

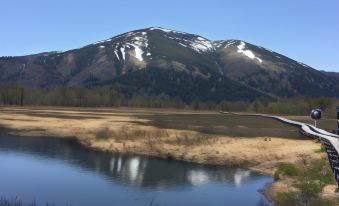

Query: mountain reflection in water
[[0, 133, 256, 189], [0, 130, 273, 206]]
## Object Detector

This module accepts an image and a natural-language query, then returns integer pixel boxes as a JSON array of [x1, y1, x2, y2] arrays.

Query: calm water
[[0, 131, 273, 206]]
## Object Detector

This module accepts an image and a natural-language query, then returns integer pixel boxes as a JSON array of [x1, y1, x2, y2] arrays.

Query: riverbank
[[0, 106, 338, 205]]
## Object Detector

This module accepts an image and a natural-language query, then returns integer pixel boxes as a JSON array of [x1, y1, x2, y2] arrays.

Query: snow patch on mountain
[[237, 42, 263, 63], [134, 46, 144, 61], [179, 42, 188, 48], [93, 38, 112, 45], [212, 40, 238, 49], [112, 32, 149, 62], [212, 41, 223, 47], [266, 48, 274, 53], [298, 62, 310, 68], [129, 35, 148, 61], [120, 47, 126, 60], [166, 34, 213, 53], [190, 37, 213, 52], [114, 50, 120, 60], [118, 32, 135, 39], [223, 40, 237, 48], [149, 27, 188, 35], [150, 27, 173, 32]]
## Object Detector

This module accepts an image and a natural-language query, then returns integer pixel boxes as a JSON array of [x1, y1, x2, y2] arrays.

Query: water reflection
[[234, 169, 251, 187], [0, 131, 265, 190]]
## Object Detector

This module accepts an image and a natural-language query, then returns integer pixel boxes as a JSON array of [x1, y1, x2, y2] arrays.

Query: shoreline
[[0, 106, 337, 204]]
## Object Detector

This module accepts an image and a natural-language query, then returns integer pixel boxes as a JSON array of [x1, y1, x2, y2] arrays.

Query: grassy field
[[2, 106, 335, 139], [0, 106, 338, 205], [0, 106, 303, 139], [136, 113, 302, 138]]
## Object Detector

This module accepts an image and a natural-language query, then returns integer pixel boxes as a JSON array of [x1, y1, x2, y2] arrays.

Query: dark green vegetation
[[1, 27, 339, 105], [115, 67, 265, 103], [137, 113, 301, 138], [1, 82, 339, 117], [274, 155, 339, 206]]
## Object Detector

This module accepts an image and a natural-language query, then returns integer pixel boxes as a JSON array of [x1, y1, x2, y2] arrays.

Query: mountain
[[1, 27, 338, 103]]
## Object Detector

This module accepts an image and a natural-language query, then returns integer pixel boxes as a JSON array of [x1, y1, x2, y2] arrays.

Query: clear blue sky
[[1, 0, 339, 71]]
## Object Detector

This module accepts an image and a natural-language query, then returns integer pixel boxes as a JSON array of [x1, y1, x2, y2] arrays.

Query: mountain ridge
[[1, 27, 338, 103]]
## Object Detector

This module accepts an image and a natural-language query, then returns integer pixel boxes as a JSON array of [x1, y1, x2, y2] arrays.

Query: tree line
[[0, 83, 338, 117], [0, 83, 187, 108]]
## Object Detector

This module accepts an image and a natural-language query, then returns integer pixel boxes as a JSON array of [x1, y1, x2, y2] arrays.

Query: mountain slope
[[0, 27, 338, 103], [215, 40, 339, 97]]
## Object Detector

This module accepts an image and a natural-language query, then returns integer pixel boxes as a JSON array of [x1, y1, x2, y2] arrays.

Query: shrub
[[297, 181, 322, 205]]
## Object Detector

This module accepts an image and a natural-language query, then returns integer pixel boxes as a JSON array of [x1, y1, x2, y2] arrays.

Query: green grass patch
[[274, 157, 338, 206], [301, 158, 336, 185], [275, 158, 335, 185], [277, 163, 300, 176], [315, 145, 326, 153]]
